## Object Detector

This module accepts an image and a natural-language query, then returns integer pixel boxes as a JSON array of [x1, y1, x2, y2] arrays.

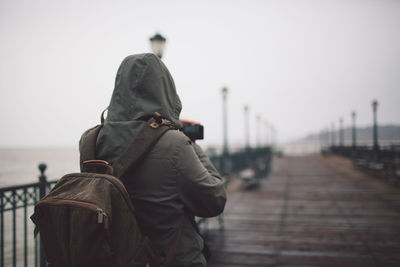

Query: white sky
[[1, 0, 399, 148]]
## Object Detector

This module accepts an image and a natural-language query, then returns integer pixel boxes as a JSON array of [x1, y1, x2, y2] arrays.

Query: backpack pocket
[[34, 199, 116, 267]]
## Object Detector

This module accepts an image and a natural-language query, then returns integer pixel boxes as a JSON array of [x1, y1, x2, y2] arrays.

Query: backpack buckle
[[150, 121, 160, 128], [150, 112, 165, 128]]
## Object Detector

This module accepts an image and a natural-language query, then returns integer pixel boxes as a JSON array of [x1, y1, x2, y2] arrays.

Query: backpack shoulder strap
[[79, 109, 107, 170], [112, 113, 175, 180], [79, 112, 176, 177]]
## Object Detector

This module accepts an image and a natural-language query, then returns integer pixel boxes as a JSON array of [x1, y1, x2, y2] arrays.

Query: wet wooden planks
[[207, 155, 400, 267]]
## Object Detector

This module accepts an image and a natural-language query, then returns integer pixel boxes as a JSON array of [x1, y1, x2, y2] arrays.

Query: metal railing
[[209, 146, 272, 175], [0, 164, 56, 267], [199, 147, 272, 235], [324, 145, 400, 182]]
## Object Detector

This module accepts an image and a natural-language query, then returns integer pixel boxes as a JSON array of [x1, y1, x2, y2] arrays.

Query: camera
[[183, 125, 204, 141]]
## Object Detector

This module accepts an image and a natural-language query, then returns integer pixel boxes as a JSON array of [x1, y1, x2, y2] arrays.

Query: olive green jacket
[[90, 54, 226, 266]]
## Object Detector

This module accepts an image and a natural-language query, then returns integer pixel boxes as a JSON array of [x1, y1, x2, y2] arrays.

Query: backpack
[[31, 113, 182, 267]]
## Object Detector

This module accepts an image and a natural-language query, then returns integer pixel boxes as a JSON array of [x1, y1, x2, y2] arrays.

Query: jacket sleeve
[[174, 140, 227, 218]]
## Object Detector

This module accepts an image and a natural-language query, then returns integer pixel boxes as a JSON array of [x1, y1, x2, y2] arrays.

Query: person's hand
[[180, 118, 201, 127]]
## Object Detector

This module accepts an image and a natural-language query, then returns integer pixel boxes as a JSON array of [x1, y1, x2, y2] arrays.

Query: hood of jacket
[[107, 53, 182, 126], [95, 53, 182, 163]]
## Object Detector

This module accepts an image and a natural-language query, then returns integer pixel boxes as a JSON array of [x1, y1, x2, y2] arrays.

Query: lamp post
[[339, 117, 344, 147], [319, 129, 323, 150], [351, 111, 357, 148], [222, 87, 229, 156], [220, 87, 229, 175], [326, 126, 331, 148], [149, 33, 167, 59], [264, 121, 270, 146], [326, 127, 330, 148], [331, 122, 336, 147], [256, 114, 261, 148], [372, 100, 379, 155], [244, 105, 250, 150], [271, 125, 276, 148]]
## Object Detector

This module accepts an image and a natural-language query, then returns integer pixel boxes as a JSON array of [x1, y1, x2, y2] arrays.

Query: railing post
[[38, 163, 47, 267], [372, 100, 379, 160], [339, 118, 344, 147], [38, 163, 47, 200], [331, 122, 336, 149], [1, 190, 3, 267], [12, 190, 16, 267]]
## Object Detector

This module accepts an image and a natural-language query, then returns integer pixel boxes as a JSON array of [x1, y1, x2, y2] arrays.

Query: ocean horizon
[[0, 147, 79, 187]]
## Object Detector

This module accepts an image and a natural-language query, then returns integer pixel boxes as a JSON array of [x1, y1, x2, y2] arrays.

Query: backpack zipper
[[96, 208, 109, 229], [97, 208, 104, 223], [37, 199, 109, 229]]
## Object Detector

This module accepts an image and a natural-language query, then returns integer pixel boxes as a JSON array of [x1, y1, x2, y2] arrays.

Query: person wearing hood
[[83, 53, 226, 266]]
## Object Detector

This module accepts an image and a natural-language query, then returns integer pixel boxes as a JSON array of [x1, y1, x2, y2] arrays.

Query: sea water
[[0, 147, 79, 187]]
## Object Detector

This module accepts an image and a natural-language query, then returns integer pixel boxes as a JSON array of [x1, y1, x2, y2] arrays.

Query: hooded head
[[107, 53, 182, 128], [95, 54, 182, 163]]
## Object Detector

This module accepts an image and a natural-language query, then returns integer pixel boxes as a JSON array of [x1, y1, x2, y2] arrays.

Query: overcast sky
[[1, 0, 399, 148]]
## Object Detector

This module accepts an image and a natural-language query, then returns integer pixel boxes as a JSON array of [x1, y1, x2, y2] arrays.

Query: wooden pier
[[207, 155, 400, 266]]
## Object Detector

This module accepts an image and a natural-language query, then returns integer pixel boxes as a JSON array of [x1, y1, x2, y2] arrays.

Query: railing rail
[[199, 146, 272, 234], [324, 145, 400, 182]]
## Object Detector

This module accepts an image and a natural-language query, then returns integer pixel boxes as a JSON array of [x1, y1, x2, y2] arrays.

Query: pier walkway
[[207, 155, 400, 266]]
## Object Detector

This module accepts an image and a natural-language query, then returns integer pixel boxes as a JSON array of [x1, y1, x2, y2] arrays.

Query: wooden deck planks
[[207, 155, 400, 267]]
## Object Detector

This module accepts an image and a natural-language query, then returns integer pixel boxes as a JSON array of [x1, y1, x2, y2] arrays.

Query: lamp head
[[372, 100, 378, 110], [150, 33, 166, 59], [221, 87, 228, 99]]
